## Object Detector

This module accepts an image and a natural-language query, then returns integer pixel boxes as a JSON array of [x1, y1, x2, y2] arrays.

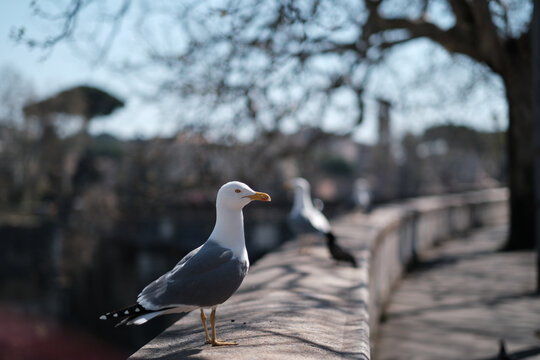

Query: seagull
[[353, 178, 372, 213], [99, 181, 271, 346], [286, 177, 357, 267]]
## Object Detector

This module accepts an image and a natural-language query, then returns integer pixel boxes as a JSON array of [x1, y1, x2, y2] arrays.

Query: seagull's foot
[[205, 337, 212, 344], [211, 339, 238, 346]]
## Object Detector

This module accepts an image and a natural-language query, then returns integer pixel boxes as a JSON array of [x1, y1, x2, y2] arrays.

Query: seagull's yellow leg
[[210, 307, 237, 346], [200, 309, 212, 344]]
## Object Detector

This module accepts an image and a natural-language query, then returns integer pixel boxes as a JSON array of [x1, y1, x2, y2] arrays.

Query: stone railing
[[129, 188, 508, 359], [362, 188, 508, 340]]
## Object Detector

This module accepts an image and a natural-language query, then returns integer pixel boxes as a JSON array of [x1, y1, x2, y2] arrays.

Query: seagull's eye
[[235, 189, 241, 193]]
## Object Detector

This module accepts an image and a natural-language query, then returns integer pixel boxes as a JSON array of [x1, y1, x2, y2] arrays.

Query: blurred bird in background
[[353, 178, 373, 213], [286, 177, 357, 267]]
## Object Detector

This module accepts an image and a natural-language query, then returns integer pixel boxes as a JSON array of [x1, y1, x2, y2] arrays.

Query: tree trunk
[[502, 48, 534, 250], [532, 0, 540, 291]]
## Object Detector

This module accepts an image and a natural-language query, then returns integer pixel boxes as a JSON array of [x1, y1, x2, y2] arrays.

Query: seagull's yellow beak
[[246, 192, 271, 202]]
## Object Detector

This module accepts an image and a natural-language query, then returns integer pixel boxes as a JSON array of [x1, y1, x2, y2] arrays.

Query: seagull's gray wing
[[288, 208, 331, 235], [308, 208, 331, 233], [288, 211, 319, 234], [137, 241, 248, 310]]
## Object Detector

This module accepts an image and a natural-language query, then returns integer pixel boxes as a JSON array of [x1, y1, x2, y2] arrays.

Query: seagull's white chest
[[209, 205, 249, 268]]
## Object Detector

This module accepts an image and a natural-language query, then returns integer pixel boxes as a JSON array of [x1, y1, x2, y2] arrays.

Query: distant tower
[[373, 98, 397, 202], [378, 98, 391, 146]]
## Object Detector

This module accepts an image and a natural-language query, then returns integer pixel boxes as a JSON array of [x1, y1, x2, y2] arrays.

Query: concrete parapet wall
[[361, 188, 508, 339], [129, 188, 507, 359]]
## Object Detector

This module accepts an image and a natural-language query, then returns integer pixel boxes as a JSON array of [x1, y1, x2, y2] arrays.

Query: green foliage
[[89, 134, 124, 158], [320, 156, 354, 176], [421, 123, 505, 155]]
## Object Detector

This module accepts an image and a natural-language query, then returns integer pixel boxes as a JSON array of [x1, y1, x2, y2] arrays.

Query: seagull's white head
[[216, 181, 271, 211]]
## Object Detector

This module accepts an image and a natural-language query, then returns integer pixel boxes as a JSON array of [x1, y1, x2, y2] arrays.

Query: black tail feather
[[99, 303, 153, 327], [498, 339, 512, 360], [325, 232, 358, 268]]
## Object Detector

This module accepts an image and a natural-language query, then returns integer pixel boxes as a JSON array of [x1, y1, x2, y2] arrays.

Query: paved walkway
[[375, 226, 540, 360]]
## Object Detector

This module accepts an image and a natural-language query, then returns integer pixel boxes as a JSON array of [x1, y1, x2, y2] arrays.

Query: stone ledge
[[129, 188, 507, 359], [130, 240, 370, 360]]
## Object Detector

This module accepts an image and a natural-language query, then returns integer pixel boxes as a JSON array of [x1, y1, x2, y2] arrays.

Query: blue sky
[[0, 1, 509, 144], [0, 1, 180, 139]]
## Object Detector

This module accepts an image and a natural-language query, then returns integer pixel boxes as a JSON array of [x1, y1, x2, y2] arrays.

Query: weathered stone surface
[[130, 239, 371, 360]]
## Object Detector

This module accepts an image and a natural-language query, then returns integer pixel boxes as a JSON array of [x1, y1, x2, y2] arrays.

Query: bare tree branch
[[11, 0, 531, 141], [12, 0, 84, 51], [363, 0, 508, 72], [12, 0, 131, 63]]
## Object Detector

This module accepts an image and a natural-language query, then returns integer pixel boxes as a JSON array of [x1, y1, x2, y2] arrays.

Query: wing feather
[[288, 208, 330, 235], [137, 241, 247, 310]]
